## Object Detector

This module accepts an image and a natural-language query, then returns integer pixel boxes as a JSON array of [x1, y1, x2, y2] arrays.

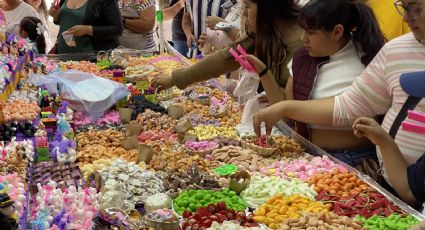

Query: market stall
[[0, 34, 423, 230]]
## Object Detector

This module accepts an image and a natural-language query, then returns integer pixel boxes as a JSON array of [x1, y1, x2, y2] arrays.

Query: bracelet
[[258, 68, 268, 77]]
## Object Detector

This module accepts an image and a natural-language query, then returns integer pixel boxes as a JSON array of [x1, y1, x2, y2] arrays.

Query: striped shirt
[[185, 0, 228, 39], [333, 33, 425, 182]]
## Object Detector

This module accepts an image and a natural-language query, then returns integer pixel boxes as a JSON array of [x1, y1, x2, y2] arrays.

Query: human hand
[[198, 33, 207, 48], [186, 33, 196, 48], [64, 25, 92, 37], [352, 117, 391, 146], [253, 103, 285, 136], [151, 74, 174, 91], [204, 16, 226, 30], [246, 54, 267, 74], [48, 0, 61, 18]]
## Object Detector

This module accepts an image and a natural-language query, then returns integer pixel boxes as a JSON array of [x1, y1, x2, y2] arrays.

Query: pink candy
[[73, 111, 120, 127], [185, 141, 218, 151], [138, 130, 177, 143], [260, 156, 348, 181]]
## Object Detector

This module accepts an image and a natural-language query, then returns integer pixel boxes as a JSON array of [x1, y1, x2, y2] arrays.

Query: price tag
[[136, 80, 149, 91]]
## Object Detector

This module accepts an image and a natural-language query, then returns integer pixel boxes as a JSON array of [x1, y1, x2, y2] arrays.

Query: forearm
[[278, 98, 335, 125], [163, 5, 182, 21], [124, 18, 155, 33], [182, 13, 193, 36], [172, 47, 239, 89], [379, 138, 417, 205], [260, 71, 286, 104]]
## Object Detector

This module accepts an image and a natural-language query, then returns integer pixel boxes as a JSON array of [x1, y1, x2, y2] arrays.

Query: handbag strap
[[389, 96, 422, 139], [375, 96, 422, 177]]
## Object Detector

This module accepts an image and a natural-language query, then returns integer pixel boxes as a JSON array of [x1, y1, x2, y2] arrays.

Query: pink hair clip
[[402, 121, 425, 135], [401, 110, 425, 135], [229, 45, 255, 73], [408, 110, 425, 123]]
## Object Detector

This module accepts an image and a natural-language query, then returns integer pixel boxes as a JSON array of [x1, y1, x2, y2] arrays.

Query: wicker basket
[[240, 138, 277, 157]]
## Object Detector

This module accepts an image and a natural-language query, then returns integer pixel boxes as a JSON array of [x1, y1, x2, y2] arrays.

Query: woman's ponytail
[[349, 0, 386, 64]]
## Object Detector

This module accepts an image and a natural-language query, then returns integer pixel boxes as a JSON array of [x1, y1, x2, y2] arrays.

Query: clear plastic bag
[[233, 69, 260, 130], [30, 70, 129, 120]]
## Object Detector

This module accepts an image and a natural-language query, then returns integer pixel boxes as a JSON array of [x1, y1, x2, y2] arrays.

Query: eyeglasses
[[394, 0, 422, 19]]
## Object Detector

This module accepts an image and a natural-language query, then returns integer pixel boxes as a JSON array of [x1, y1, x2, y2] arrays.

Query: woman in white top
[[247, 0, 386, 167]]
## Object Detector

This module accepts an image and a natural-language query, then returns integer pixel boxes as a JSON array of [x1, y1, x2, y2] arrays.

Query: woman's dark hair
[[299, 0, 386, 65], [19, 17, 46, 54], [247, 0, 300, 77]]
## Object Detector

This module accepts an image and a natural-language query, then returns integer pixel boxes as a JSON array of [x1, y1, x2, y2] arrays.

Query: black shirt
[[169, 0, 186, 41], [407, 153, 425, 203]]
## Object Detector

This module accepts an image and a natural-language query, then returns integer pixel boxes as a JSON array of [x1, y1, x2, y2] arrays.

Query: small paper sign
[[213, 164, 238, 176], [136, 80, 149, 91]]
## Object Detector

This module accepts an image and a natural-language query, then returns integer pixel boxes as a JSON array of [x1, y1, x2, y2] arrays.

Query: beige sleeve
[[171, 37, 254, 89]]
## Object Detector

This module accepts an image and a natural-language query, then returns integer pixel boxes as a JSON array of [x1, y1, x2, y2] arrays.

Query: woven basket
[[240, 139, 277, 157]]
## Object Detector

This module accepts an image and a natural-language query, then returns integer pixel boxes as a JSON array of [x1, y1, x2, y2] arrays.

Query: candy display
[[208, 146, 270, 172], [30, 162, 83, 193], [260, 156, 347, 181], [163, 166, 220, 198], [253, 194, 330, 229], [278, 212, 364, 230], [76, 129, 138, 164], [188, 126, 238, 140], [0, 173, 27, 222], [138, 130, 177, 144], [146, 209, 180, 229], [207, 221, 265, 230], [356, 214, 419, 230], [130, 99, 167, 121], [307, 169, 374, 197], [173, 189, 247, 215], [29, 181, 100, 229], [73, 110, 121, 127], [135, 109, 177, 132], [0, 49, 422, 230], [316, 191, 403, 218], [241, 136, 278, 157], [1, 100, 40, 122], [145, 193, 173, 211], [99, 159, 164, 205], [181, 202, 258, 229], [241, 176, 317, 208], [147, 150, 209, 172]]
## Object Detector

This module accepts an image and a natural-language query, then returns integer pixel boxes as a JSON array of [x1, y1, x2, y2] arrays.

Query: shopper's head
[[395, 0, 425, 45], [19, 17, 46, 54], [299, 0, 385, 64], [24, 0, 48, 18], [244, 0, 300, 73]]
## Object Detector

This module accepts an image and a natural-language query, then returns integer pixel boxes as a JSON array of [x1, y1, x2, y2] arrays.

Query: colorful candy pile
[[260, 156, 348, 181]]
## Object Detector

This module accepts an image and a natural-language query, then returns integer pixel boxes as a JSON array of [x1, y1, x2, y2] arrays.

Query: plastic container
[[62, 32, 76, 47]]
